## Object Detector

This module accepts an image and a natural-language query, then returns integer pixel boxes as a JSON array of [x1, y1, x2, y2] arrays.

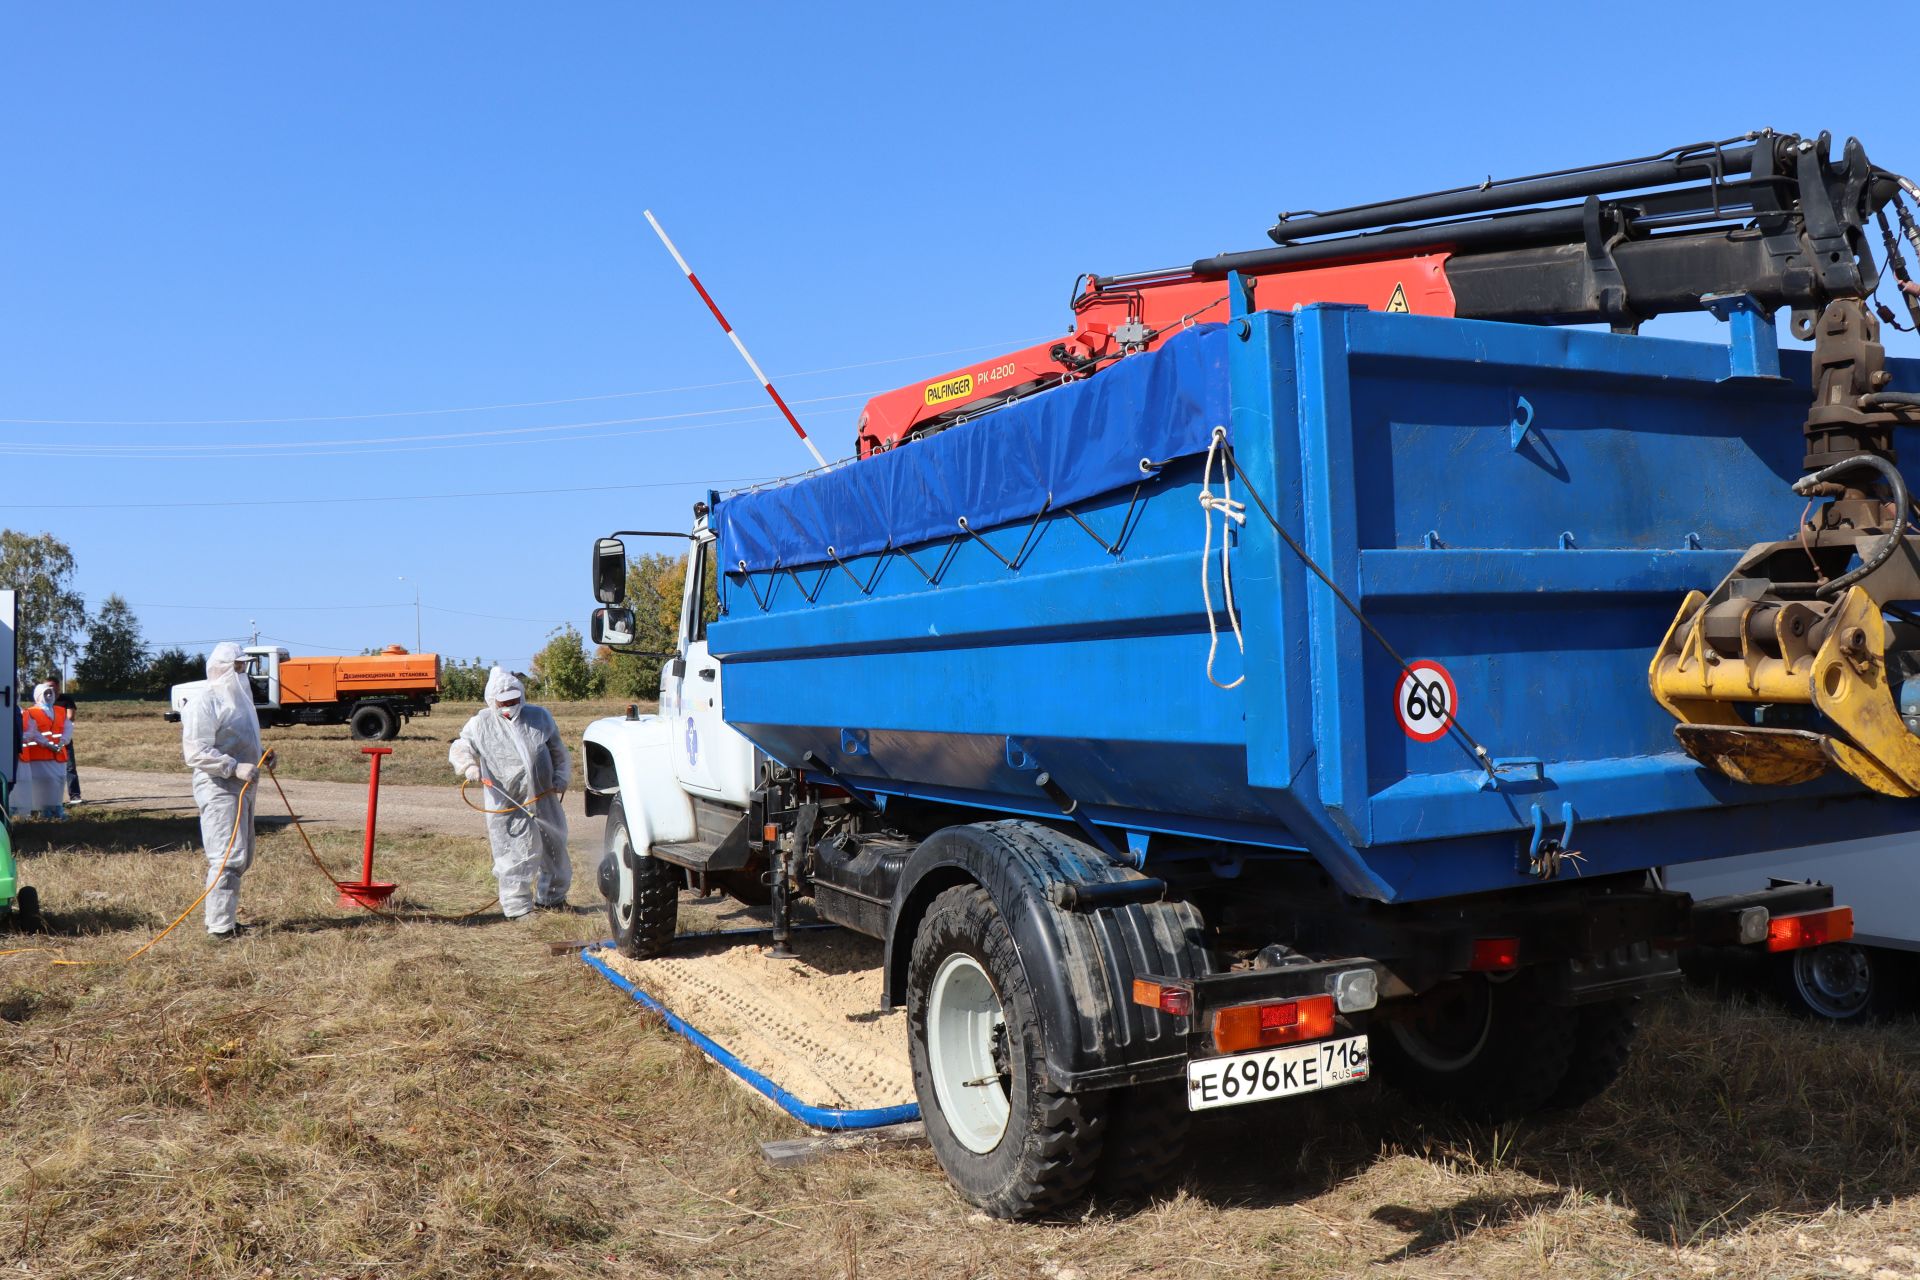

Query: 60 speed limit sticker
[[1394, 661, 1457, 742]]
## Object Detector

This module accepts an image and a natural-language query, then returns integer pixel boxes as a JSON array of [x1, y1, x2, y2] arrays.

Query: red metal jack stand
[[339, 746, 399, 909]]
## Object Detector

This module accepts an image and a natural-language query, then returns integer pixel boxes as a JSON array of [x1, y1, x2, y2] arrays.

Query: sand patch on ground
[[590, 928, 914, 1111]]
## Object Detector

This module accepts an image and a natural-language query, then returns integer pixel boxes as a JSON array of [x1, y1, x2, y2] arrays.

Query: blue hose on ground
[[579, 934, 922, 1132]]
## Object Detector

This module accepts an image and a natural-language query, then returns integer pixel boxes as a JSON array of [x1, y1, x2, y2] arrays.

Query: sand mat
[[591, 929, 914, 1110]]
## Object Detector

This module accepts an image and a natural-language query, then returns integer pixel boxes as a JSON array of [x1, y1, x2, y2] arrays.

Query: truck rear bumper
[[1128, 878, 1841, 1085]]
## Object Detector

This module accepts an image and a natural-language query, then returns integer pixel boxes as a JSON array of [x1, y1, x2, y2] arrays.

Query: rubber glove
[[234, 763, 258, 783], [464, 765, 482, 783]]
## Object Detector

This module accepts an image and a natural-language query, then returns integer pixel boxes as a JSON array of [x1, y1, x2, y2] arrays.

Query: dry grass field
[[6, 799, 1920, 1277], [71, 699, 650, 788]]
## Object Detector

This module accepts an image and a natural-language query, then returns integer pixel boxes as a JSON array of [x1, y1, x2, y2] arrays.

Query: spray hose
[[458, 776, 564, 817]]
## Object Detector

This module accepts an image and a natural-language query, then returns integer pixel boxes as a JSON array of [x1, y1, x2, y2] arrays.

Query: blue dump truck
[[584, 132, 1920, 1216]]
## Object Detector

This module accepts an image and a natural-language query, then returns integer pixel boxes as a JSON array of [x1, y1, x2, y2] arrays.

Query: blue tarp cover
[[713, 324, 1231, 573]]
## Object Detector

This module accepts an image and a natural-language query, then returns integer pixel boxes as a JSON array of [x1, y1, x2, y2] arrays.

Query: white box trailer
[[1665, 839, 1920, 1022]]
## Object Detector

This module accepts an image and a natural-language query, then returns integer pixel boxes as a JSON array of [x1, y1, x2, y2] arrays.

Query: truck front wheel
[[350, 703, 397, 741], [1372, 975, 1578, 1120], [906, 884, 1107, 1219], [604, 798, 677, 959]]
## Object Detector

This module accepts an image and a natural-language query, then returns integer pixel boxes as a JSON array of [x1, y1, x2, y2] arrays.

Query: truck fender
[[881, 819, 1211, 1093], [581, 715, 696, 857]]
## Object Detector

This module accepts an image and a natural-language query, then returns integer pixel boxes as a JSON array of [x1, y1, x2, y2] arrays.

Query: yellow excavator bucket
[[1652, 584, 1920, 798]]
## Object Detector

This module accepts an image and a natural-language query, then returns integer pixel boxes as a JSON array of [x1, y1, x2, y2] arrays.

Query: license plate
[[1185, 1035, 1370, 1111]]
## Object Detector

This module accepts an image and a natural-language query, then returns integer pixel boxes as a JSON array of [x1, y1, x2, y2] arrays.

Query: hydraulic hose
[[1793, 454, 1911, 598]]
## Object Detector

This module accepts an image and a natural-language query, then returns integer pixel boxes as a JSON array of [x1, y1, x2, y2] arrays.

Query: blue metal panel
[[709, 308, 1920, 905]]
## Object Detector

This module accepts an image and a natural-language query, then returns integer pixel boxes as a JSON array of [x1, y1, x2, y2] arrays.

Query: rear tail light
[[1131, 978, 1192, 1017], [1765, 906, 1853, 952], [1469, 937, 1521, 971], [1213, 994, 1336, 1054]]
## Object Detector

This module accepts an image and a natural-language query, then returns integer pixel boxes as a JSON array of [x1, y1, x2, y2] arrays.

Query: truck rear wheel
[[1776, 943, 1896, 1022], [604, 798, 677, 959], [1545, 998, 1640, 1110], [350, 703, 397, 741], [907, 884, 1107, 1219], [1371, 975, 1577, 1120]]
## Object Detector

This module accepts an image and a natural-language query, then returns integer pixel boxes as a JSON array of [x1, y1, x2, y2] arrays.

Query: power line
[[0, 337, 1049, 426], [0, 388, 885, 460], [132, 601, 409, 612], [0, 413, 783, 462], [6, 474, 776, 511]]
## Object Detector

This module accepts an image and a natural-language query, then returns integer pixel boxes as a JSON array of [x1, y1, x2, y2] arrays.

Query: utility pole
[[397, 577, 421, 651]]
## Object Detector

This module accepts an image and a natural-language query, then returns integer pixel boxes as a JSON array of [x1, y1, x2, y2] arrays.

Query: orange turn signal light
[[1213, 994, 1335, 1054], [1765, 906, 1853, 953], [1131, 978, 1192, 1017]]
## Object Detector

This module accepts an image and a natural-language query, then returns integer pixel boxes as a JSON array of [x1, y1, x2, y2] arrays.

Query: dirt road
[[80, 766, 602, 851]]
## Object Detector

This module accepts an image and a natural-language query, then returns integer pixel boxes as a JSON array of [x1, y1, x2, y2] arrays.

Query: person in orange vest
[[16, 680, 72, 820]]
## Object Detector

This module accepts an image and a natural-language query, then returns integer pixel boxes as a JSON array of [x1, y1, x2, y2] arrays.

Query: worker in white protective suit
[[448, 667, 572, 919], [181, 642, 273, 940]]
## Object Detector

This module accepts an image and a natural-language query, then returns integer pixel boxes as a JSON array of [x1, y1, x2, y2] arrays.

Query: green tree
[[145, 647, 207, 695], [440, 658, 493, 702], [531, 625, 597, 701], [75, 593, 150, 693], [0, 530, 86, 682]]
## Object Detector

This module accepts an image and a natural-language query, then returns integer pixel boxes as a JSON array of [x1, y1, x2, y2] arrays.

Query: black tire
[[13, 885, 41, 931], [1544, 998, 1640, 1110], [1092, 1079, 1190, 1203], [1775, 943, 1894, 1023], [604, 798, 677, 959], [906, 884, 1107, 1219], [349, 703, 396, 742], [1371, 976, 1577, 1121]]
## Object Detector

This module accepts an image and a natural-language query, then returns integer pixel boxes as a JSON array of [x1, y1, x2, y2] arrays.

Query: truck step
[[651, 801, 753, 873]]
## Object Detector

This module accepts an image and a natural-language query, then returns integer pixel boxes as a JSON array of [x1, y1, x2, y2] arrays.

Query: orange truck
[[165, 644, 441, 741]]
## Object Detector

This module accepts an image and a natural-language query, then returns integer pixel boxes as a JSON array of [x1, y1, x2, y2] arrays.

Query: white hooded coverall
[[181, 641, 264, 934], [16, 681, 71, 819], [449, 668, 571, 917]]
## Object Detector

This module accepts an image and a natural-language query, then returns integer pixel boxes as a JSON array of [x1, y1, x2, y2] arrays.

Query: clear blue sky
[[4, 3, 1916, 674]]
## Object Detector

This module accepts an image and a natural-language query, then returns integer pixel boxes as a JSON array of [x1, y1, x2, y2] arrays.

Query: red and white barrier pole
[[644, 209, 829, 469]]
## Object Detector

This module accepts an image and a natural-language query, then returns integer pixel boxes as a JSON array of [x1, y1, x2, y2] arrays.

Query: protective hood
[[207, 641, 246, 682], [32, 682, 55, 708], [484, 666, 526, 714]]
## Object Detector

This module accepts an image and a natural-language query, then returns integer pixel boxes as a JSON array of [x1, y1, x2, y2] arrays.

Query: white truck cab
[[166, 645, 289, 720], [581, 520, 763, 950]]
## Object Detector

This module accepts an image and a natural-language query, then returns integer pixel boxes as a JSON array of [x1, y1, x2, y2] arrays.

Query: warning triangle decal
[[1385, 282, 1410, 313]]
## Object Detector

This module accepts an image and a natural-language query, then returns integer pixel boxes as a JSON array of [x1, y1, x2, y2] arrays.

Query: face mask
[[499, 704, 521, 720]]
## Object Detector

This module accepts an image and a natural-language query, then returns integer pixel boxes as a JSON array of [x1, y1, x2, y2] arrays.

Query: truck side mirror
[[593, 537, 628, 604], [591, 607, 635, 647]]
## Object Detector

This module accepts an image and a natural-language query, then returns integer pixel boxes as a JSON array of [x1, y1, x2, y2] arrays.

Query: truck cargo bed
[[707, 307, 1920, 903]]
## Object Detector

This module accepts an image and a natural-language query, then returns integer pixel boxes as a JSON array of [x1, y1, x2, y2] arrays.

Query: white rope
[[1199, 425, 1247, 689]]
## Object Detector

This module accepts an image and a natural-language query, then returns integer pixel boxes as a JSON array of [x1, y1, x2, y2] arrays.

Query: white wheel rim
[[612, 826, 636, 930], [927, 952, 1010, 1154]]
